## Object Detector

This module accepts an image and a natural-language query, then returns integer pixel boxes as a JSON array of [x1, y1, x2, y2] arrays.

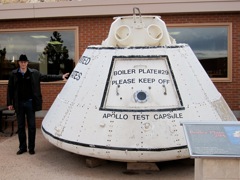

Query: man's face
[[18, 61, 28, 69]]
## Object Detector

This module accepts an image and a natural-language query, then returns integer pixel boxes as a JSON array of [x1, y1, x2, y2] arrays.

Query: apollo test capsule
[[41, 8, 237, 162]]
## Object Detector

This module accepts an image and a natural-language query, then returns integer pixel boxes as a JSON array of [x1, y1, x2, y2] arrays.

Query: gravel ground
[[0, 129, 194, 180]]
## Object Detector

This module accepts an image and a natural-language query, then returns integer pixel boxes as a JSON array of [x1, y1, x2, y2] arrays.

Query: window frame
[[167, 23, 232, 82], [0, 26, 79, 84]]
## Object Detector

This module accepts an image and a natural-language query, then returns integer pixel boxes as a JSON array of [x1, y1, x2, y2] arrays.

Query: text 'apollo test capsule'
[[42, 8, 237, 162]]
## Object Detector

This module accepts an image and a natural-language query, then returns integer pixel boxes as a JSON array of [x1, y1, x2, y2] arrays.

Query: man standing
[[7, 54, 69, 155]]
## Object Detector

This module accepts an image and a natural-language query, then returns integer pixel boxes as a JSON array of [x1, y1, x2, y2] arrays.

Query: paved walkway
[[0, 129, 194, 180]]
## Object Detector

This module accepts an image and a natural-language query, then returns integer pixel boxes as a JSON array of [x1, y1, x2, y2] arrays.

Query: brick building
[[0, 0, 239, 120]]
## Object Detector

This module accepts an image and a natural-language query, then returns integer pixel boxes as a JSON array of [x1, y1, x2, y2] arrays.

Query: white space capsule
[[42, 8, 237, 162]]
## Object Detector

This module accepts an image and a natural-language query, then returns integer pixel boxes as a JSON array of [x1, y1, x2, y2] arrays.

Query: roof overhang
[[0, 0, 240, 20]]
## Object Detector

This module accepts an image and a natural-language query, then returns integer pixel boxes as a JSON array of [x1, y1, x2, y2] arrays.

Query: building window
[[0, 28, 78, 80], [168, 23, 232, 82]]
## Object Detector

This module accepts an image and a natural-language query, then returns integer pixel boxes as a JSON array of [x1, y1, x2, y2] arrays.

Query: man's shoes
[[16, 149, 27, 155], [29, 150, 35, 155], [16, 149, 35, 155]]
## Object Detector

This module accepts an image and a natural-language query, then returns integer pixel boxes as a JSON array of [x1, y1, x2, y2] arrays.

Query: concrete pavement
[[0, 129, 194, 180]]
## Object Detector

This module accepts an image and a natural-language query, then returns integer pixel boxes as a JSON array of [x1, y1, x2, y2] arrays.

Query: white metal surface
[[42, 11, 237, 162]]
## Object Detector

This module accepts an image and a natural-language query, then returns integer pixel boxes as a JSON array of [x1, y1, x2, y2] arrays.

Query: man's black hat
[[19, 54, 28, 61]]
